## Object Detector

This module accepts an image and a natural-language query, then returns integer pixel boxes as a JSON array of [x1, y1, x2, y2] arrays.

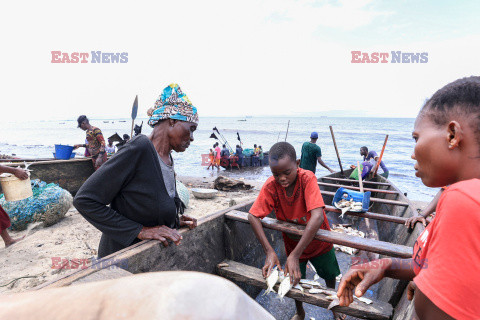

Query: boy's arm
[[284, 207, 324, 285], [248, 213, 282, 278], [317, 157, 334, 173]]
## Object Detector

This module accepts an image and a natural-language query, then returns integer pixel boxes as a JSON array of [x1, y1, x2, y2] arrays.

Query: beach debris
[[264, 267, 279, 295], [277, 276, 293, 300], [334, 198, 364, 217], [214, 176, 253, 191]]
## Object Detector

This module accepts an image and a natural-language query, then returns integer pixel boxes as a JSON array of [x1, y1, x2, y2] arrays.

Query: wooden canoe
[[1, 158, 95, 195], [33, 168, 424, 319]]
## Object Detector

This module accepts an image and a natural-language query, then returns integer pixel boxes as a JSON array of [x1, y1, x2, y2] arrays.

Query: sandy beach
[[0, 175, 263, 294]]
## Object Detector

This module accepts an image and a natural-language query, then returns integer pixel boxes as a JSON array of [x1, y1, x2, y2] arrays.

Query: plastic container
[[53, 152, 76, 159], [54, 144, 74, 160], [0, 173, 33, 202], [332, 187, 371, 212]]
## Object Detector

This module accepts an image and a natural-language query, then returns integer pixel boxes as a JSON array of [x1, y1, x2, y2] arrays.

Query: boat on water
[[219, 152, 270, 169], [36, 168, 422, 319]]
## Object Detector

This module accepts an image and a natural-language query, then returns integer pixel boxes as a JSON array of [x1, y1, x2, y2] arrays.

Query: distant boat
[[119, 120, 127, 122], [103, 121, 109, 123], [237, 118, 247, 122]]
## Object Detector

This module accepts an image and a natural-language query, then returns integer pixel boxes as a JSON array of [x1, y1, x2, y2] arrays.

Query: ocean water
[[0, 117, 438, 202]]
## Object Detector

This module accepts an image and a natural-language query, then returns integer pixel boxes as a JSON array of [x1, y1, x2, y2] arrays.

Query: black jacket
[[73, 135, 179, 258]]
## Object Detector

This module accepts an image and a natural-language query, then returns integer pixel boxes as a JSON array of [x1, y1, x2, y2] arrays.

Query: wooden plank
[[320, 176, 391, 186], [318, 182, 398, 195], [217, 260, 393, 320], [320, 190, 409, 207], [324, 205, 408, 224], [226, 211, 413, 258]]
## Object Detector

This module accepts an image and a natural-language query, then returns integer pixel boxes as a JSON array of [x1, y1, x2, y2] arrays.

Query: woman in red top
[[337, 76, 480, 319]]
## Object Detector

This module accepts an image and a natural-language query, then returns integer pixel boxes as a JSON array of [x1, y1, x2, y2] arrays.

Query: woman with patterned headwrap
[[74, 84, 199, 258]]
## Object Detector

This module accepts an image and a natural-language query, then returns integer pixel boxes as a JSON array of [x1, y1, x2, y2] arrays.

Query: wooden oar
[[373, 135, 389, 176], [284, 120, 290, 141], [329, 126, 344, 175], [130, 95, 138, 138], [357, 161, 364, 193]]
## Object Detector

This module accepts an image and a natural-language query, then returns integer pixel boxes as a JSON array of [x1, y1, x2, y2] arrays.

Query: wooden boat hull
[[1, 158, 95, 195], [36, 170, 423, 319]]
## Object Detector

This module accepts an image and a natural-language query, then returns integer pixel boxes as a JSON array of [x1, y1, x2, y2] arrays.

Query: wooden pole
[[373, 135, 389, 176], [357, 161, 364, 193], [284, 120, 290, 141], [130, 121, 134, 138], [329, 126, 344, 175]]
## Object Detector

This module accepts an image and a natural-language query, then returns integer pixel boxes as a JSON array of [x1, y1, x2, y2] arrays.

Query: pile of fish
[[331, 224, 365, 255], [334, 198, 364, 217], [264, 268, 373, 308]]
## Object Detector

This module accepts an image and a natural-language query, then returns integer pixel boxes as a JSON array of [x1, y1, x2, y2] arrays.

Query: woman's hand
[[405, 215, 427, 228], [179, 215, 197, 230], [337, 264, 386, 306], [262, 250, 282, 278], [284, 255, 301, 286], [73, 144, 82, 150], [13, 168, 29, 180], [137, 226, 183, 247]]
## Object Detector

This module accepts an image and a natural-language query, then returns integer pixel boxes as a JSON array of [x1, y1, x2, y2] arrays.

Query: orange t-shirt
[[413, 179, 480, 319], [249, 168, 333, 261]]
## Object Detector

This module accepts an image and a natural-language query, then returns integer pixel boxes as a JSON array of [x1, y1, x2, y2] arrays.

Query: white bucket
[[0, 173, 33, 202]]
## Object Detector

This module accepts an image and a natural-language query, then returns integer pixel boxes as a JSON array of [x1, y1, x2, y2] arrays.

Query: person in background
[[252, 144, 260, 166], [0, 165, 29, 247], [235, 144, 244, 167], [214, 142, 221, 169], [105, 139, 116, 156], [258, 145, 264, 166], [74, 83, 198, 258], [359, 146, 389, 179], [74, 115, 107, 170], [207, 148, 215, 170], [300, 132, 334, 174], [337, 76, 480, 319], [220, 144, 229, 158]]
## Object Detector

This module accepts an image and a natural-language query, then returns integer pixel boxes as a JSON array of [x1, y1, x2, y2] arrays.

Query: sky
[[1, 0, 480, 120]]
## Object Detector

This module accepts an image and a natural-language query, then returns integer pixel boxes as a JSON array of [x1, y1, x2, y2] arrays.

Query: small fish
[[299, 279, 324, 288], [308, 288, 325, 294], [300, 283, 313, 289], [293, 284, 304, 294], [355, 296, 373, 304], [277, 276, 293, 300], [327, 297, 340, 310], [264, 267, 279, 295]]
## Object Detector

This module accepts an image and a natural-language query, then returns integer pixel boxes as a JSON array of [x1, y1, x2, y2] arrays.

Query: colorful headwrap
[[147, 83, 199, 127]]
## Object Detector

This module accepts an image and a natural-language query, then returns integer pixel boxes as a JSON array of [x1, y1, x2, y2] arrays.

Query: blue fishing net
[[0, 179, 72, 231], [242, 148, 254, 156]]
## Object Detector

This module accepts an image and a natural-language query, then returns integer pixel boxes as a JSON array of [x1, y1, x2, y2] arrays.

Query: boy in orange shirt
[[337, 76, 480, 319], [248, 142, 341, 320]]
